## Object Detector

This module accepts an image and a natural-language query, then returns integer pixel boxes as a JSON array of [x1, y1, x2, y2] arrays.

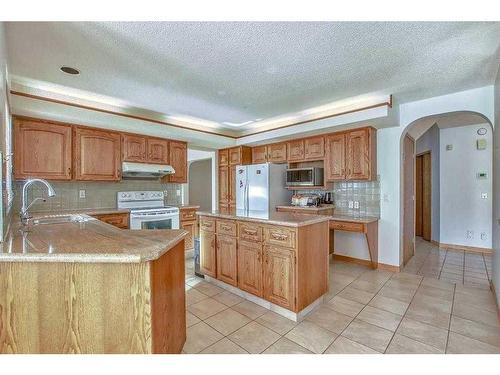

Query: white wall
[[439, 124, 492, 249], [492, 65, 500, 303], [416, 124, 440, 242]]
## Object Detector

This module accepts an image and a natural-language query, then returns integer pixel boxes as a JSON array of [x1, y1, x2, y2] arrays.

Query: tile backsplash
[[13, 180, 185, 213], [296, 179, 380, 217]]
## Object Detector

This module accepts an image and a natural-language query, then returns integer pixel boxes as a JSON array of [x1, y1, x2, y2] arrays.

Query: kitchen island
[[197, 210, 330, 321], [0, 214, 187, 354]]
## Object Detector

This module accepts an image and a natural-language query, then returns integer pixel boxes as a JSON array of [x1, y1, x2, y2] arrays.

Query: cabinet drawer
[[216, 219, 237, 237], [92, 213, 129, 229], [264, 226, 296, 248], [238, 222, 263, 242], [180, 208, 197, 222], [199, 216, 216, 232], [329, 221, 365, 232]]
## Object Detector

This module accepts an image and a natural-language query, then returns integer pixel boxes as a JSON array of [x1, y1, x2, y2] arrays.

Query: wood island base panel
[[197, 211, 330, 318]]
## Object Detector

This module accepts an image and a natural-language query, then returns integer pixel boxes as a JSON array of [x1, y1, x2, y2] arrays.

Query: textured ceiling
[[5, 22, 500, 129]]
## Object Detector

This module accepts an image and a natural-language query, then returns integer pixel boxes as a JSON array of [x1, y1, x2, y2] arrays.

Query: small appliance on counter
[[291, 193, 322, 207], [324, 192, 333, 204]]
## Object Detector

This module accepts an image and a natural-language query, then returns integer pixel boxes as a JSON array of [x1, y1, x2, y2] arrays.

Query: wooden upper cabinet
[[325, 133, 346, 181], [14, 118, 72, 180], [199, 229, 216, 278], [304, 136, 325, 160], [263, 245, 295, 310], [228, 146, 251, 166], [252, 145, 268, 164], [168, 141, 187, 183], [74, 127, 121, 181], [228, 166, 237, 207], [122, 134, 146, 162], [216, 235, 238, 286], [147, 138, 169, 164], [218, 166, 229, 206], [267, 143, 287, 163], [346, 128, 376, 180], [218, 149, 229, 166], [238, 240, 263, 297], [287, 140, 305, 162]]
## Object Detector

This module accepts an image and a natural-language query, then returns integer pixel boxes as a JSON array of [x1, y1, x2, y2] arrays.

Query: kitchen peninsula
[[0, 214, 187, 354], [197, 210, 330, 321]]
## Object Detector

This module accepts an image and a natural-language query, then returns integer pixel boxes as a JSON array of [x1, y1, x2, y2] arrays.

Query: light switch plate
[[176, 190, 181, 197]]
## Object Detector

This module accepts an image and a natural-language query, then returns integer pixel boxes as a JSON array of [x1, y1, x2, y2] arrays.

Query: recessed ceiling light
[[60, 66, 80, 75]]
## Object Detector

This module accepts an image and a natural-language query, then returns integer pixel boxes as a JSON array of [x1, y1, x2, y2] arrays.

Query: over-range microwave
[[286, 167, 324, 187]]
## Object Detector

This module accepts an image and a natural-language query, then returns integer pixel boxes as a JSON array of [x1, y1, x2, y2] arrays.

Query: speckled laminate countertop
[[329, 214, 379, 224], [275, 204, 335, 213], [197, 209, 330, 227], [0, 213, 187, 263]]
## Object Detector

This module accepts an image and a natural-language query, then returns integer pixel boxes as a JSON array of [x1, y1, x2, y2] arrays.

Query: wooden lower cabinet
[[199, 229, 216, 277], [216, 235, 238, 286], [91, 212, 129, 229], [181, 221, 195, 251], [263, 245, 295, 310], [237, 240, 263, 297]]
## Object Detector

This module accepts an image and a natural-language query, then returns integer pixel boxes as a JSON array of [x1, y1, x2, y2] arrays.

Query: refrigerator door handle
[[244, 179, 249, 212]]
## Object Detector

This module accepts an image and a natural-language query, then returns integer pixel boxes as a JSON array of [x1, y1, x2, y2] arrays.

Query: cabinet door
[[181, 221, 195, 251], [304, 136, 325, 160], [200, 230, 216, 277], [74, 127, 121, 181], [263, 245, 295, 310], [325, 133, 346, 181], [228, 147, 241, 166], [14, 119, 72, 180], [238, 240, 263, 297], [122, 134, 146, 162], [147, 138, 169, 164], [287, 140, 305, 162], [168, 141, 187, 183], [346, 129, 370, 180], [218, 166, 229, 206], [228, 166, 236, 207], [252, 145, 268, 164], [268, 143, 287, 163], [216, 235, 238, 286], [92, 213, 129, 229], [218, 149, 229, 166]]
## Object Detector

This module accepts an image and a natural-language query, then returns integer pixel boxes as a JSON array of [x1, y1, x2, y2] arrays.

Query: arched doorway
[[400, 111, 493, 287]]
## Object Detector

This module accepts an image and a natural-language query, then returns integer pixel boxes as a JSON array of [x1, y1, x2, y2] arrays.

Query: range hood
[[122, 162, 175, 180]]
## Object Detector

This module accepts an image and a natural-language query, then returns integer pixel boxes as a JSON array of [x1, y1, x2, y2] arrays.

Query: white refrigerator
[[235, 163, 291, 213]]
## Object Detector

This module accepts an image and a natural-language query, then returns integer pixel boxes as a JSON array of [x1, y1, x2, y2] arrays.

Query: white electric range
[[117, 191, 180, 230]]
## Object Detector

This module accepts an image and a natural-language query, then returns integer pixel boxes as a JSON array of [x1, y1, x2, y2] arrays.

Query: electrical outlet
[[480, 232, 487, 240], [348, 201, 354, 209], [176, 190, 181, 197], [481, 193, 488, 199], [466, 230, 474, 239], [79, 189, 86, 199], [354, 201, 360, 209]]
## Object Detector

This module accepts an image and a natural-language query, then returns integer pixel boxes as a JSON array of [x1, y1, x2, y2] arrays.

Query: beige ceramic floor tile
[[186, 288, 209, 306], [411, 293, 452, 314], [285, 321, 337, 354], [305, 306, 353, 334], [256, 311, 298, 335], [454, 289, 497, 313], [341, 319, 394, 353], [263, 337, 313, 354], [396, 317, 448, 351], [356, 305, 402, 331], [369, 295, 409, 316], [420, 277, 455, 291], [194, 282, 224, 297], [452, 302, 499, 327], [326, 295, 365, 317], [450, 316, 500, 348], [188, 298, 227, 320], [377, 284, 416, 303], [228, 321, 281, 354], [349, 279, 385, 293], [390, 272, 422, 286], [186, 277, 205, 287], [200, 338, 248, 354], [204, 308, 251, 336], [212, 291, 245, 307], [324, 336, 380, 354], [405, 302, 451, 329], [337, 286, 375, 304], [183, 322, 224, 354], [386, 334, 442, 354], [446, 332, 500, 354], [415, 285, 454, 302], [186, 311, 201, 328], [231, 300, 268, 320]]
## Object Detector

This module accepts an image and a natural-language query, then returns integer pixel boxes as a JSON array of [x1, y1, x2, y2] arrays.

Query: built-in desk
[[329, 215, 379, 269]]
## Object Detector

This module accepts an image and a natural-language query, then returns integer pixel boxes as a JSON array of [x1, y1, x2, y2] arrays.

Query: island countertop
[[197, 209, 330, 227], [0, 213, 187, 263]]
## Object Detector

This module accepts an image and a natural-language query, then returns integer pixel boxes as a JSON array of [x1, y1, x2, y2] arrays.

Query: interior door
[[403, 135, 415, 265], [415, 152, 432, 241]]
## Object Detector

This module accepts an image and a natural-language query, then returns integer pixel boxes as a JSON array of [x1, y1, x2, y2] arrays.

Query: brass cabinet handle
[[271, 233, 287, 241], [221, 224, 232, 231], [243, 228, 258, 235]]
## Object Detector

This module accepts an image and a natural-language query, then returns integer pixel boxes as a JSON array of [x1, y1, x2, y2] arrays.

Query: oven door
[[130, 211, 180, 230]]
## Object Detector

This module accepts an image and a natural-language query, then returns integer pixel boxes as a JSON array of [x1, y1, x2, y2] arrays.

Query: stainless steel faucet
[[20, 178, 56, 225]]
